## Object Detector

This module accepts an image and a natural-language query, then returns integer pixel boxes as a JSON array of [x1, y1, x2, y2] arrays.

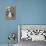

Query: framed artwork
[[18, 24, 46, 41], [5, 6, 16, 20], [18, 24, 46, 46]]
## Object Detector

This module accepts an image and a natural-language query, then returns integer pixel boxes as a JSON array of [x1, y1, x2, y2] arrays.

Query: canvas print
[[5, 6, 16, 20]]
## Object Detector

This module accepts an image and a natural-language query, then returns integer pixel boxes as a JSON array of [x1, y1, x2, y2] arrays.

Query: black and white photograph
[[18, 25, 46, 46], [5, 6, 16, 20]]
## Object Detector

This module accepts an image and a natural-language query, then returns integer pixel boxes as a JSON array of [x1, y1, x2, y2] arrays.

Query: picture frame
[[5, 6, 16, 20]]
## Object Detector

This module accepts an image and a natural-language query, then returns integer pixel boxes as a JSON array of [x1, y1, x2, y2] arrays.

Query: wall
[[0, 0, 46, 44]]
